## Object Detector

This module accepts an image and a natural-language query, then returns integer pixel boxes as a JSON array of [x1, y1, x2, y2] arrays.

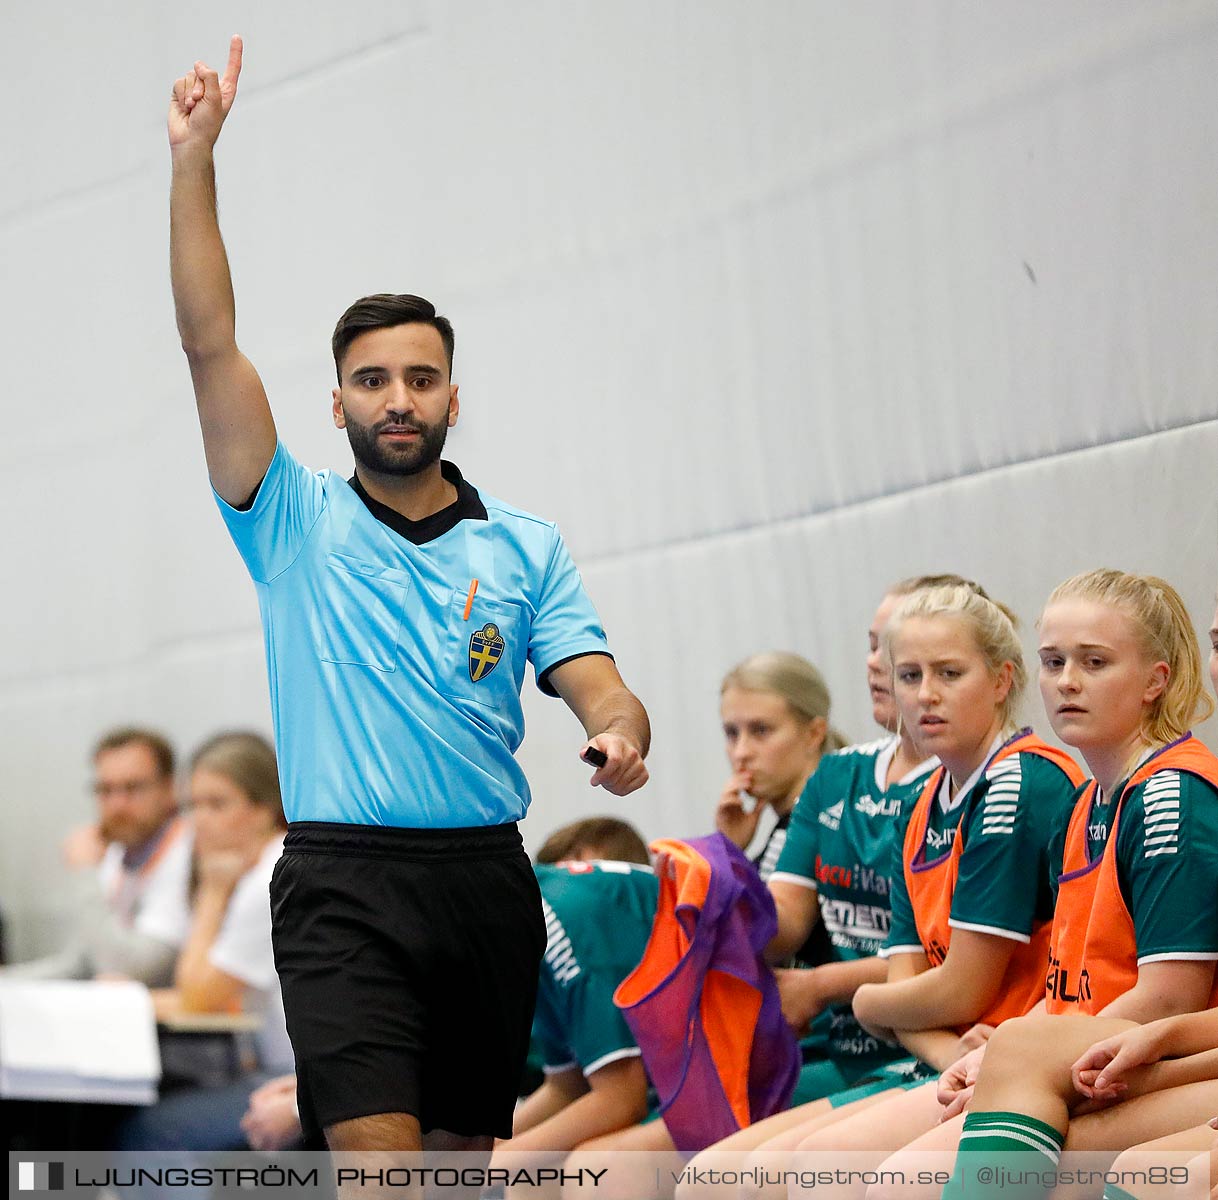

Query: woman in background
[[116, 730, 291, 1151], [714, 650, 848, 881]]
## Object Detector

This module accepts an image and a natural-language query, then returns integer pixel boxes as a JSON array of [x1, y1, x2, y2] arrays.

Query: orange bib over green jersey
[[902, 731, 1085, 1028], [1046, 735, 1218, 1015]]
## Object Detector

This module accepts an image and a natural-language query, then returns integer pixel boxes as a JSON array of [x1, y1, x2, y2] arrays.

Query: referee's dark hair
[[331, 294, 455, 383]]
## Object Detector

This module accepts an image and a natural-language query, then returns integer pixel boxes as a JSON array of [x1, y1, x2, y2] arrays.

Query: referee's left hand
[[581, 735, 648, 795]]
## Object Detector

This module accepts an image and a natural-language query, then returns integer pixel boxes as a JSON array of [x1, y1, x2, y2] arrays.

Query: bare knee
[[864, 1149, 952, 1200], [981, 1015, 1080, 1095], [983, 1014, 1057, 1067], [739, 1145, 797, 1200], [673, 1147, 731, 1200], [566, 1145, 655, 1200], [982, 1014, 1141, 1118], [1098, 1147, 1149, 1200], [1102, 1142, 1211, 1200]]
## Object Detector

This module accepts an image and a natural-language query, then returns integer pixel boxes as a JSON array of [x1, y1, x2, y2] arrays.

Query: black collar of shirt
[[347, 460, 488, 545]]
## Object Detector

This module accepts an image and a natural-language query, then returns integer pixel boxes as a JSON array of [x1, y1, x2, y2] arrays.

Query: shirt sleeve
[[532, 977, 576, 1073], [770, 770, 824, 888], [208, 855, 278, 991], [213, 440, 328, 583], [949, 754, 1075, 941], [1117, 772, 1218, 962], [133, 830, 193, 947], [529, 526, 612, 695], [563, 969, 641, 1075], [881, 840, 922, 957]]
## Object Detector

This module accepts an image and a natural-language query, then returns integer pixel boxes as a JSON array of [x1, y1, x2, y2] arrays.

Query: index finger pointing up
[[223, 34, 244, 90]]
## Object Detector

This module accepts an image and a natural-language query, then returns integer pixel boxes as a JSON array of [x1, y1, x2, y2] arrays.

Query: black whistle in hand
[[582, 747, 608, 768]]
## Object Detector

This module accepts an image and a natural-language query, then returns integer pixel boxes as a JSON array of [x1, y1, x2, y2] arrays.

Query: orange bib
[[902, 730, 1084, 1028], [1045, 735, 1218, 1015]]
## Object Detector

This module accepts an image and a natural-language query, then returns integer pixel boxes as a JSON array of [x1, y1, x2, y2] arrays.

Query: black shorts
[[270, 821, 546, 1140]]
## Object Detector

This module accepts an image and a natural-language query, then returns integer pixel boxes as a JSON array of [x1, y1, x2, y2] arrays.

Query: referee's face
[[332, 323, 459, 477]]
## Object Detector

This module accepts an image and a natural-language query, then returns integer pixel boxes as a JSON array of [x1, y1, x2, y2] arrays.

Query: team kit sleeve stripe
[[1123, 773, 1218, 956], [1136, 951, 1218, 964], [949, 752, 1074, 938], [767, 871, 818, 891], [979, 822, 1017, 835], [582, 1046, 643, 1075], [878, 944, 926, 958], [947, 918, 1032, 944]]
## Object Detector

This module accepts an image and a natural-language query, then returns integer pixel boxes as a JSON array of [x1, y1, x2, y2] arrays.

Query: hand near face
[[62, 823, 107, 870], [715, 773, 760, 849], [195, 844, 260, 892], [168, 35, 243, 151]]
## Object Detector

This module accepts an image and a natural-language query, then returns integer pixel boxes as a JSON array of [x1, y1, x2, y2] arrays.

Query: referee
[[168, 39, 650, 1156]]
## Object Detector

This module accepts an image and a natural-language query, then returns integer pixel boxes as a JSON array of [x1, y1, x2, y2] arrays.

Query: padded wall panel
[[3, 2, 1217, 953], [516, 420, 1218, 850], [1, 3, 426, 222]]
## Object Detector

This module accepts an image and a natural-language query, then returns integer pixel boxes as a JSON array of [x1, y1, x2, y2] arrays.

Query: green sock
[[941, 1110, 1065, 1200]]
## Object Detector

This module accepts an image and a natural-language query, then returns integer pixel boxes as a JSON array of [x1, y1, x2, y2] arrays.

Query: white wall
[[2, 1, 1216, 957]]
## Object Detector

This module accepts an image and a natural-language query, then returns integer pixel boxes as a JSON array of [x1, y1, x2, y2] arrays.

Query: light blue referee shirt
[[215, 441, 611, 828]]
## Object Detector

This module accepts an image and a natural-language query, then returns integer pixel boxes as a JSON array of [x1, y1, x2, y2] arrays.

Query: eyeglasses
[[91, 778, 166, 800]]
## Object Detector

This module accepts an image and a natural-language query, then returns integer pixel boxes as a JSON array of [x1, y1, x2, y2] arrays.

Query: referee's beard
[[344, 412, 450, 477]]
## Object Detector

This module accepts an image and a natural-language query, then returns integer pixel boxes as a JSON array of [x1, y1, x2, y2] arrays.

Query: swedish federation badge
[[469, 622, 505, 682]]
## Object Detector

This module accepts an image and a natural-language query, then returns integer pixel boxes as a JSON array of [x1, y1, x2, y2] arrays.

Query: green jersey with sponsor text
[[772, 736, 937, 1061]]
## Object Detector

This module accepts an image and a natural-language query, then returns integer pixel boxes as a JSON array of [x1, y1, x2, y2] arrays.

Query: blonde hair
[[1043, 569, 1214, 744], [887, 573, 989, 600], [884, 584, 1026, 732], [190, 731, 286, 830], [721, 652, 849, 753]]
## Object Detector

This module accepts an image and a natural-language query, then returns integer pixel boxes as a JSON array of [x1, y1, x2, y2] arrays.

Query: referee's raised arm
[[168, 35, 276, 508]]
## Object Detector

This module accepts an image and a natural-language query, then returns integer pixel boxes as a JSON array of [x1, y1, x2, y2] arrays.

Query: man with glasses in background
[[3, 728, 191, 984]]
